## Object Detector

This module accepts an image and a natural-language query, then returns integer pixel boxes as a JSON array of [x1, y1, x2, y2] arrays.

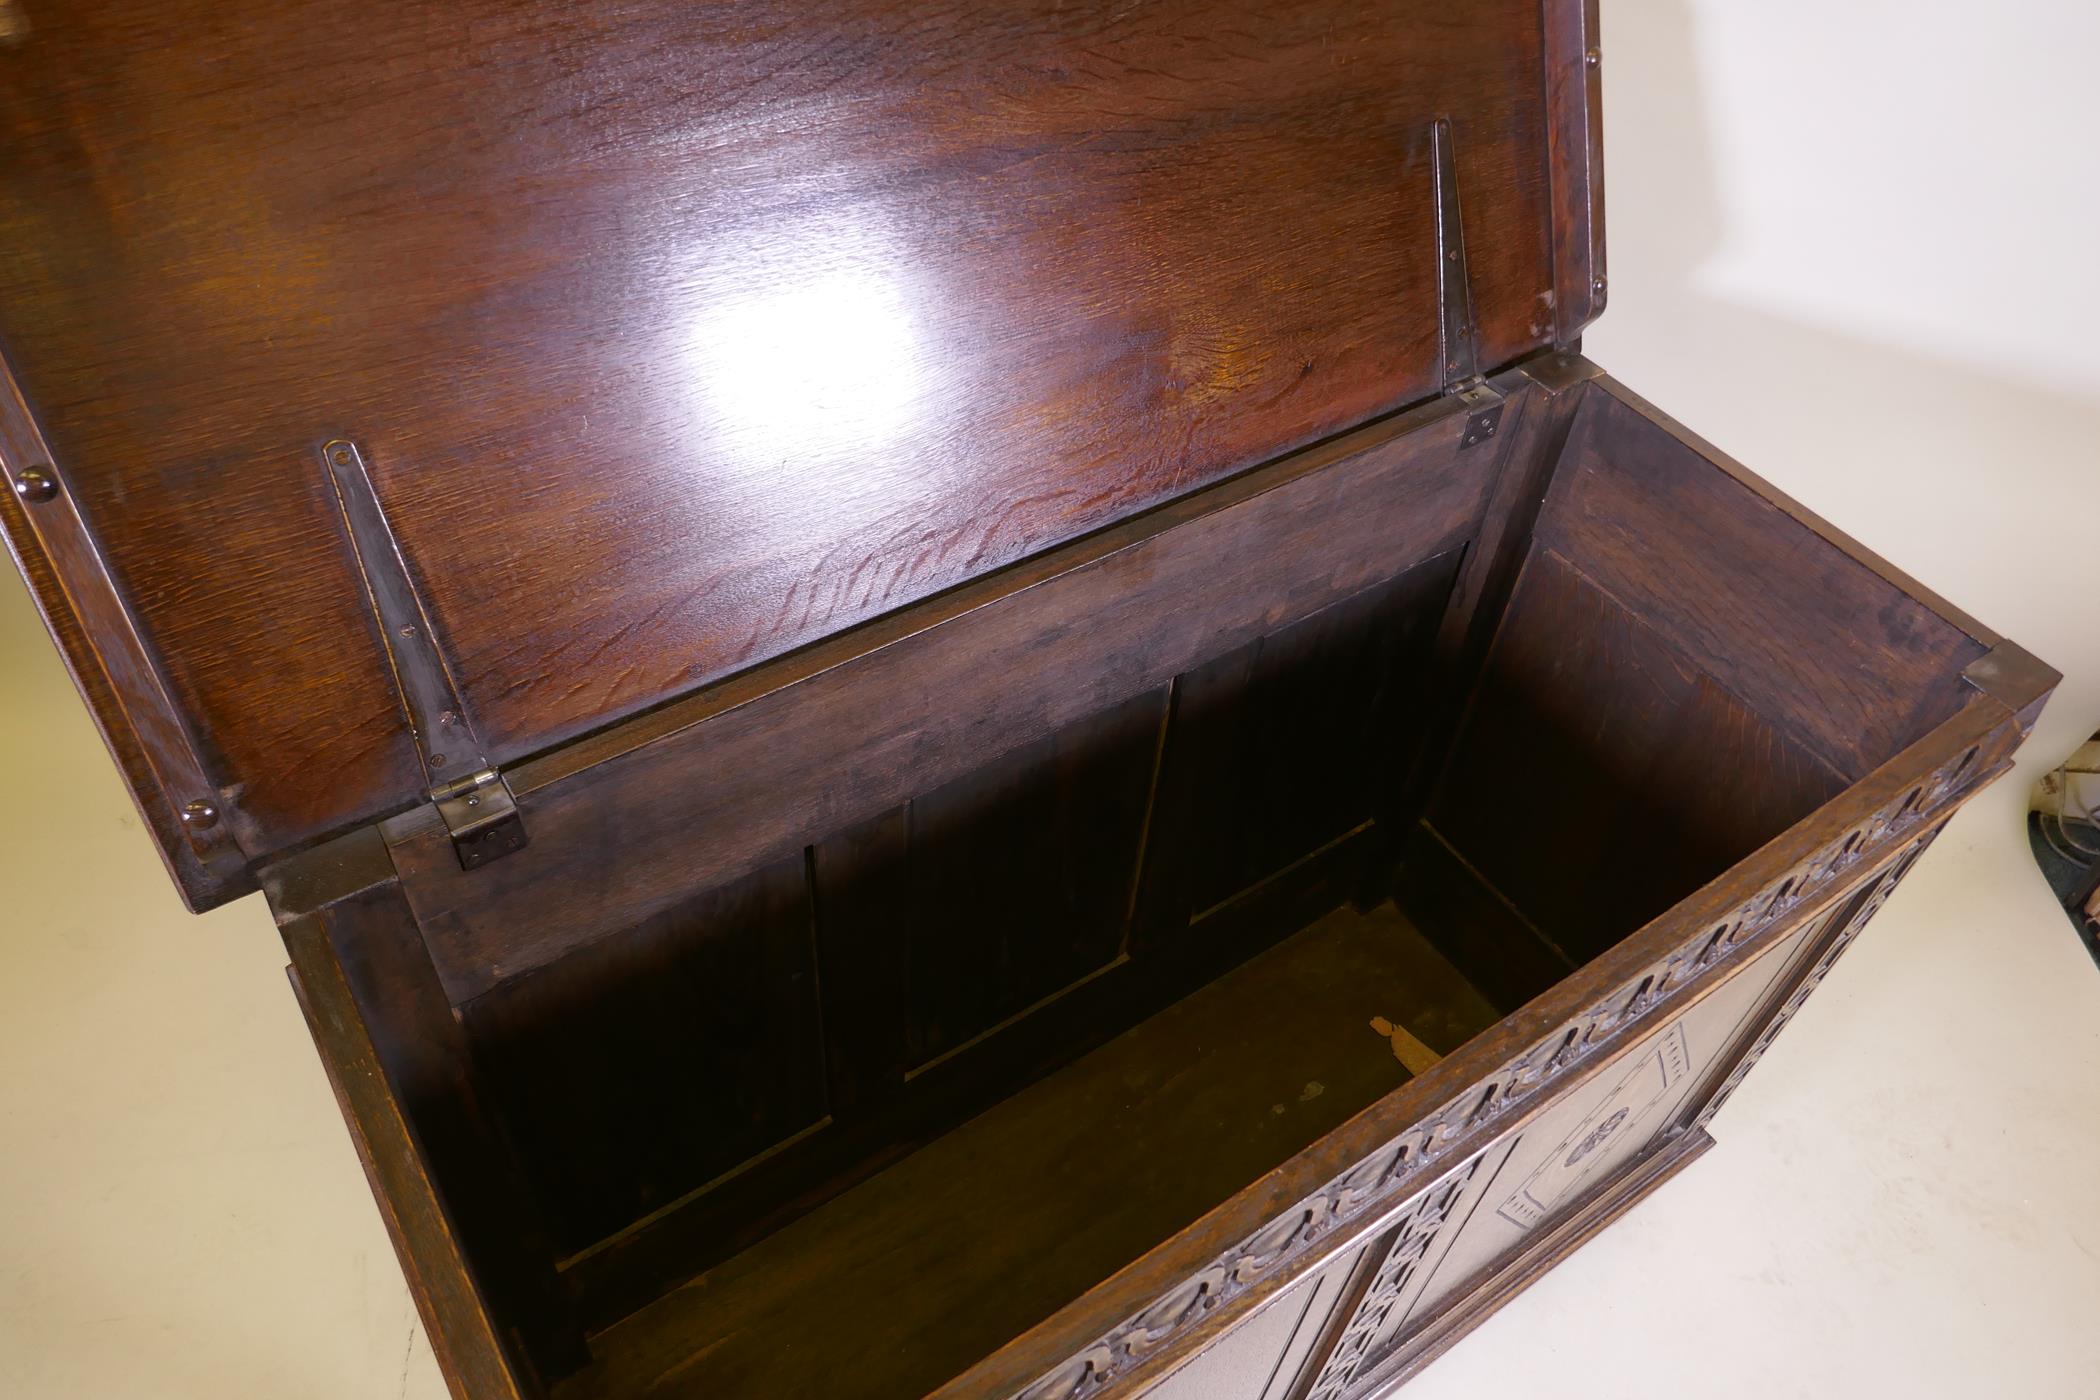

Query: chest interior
[[272, 362, 1992, 1399]]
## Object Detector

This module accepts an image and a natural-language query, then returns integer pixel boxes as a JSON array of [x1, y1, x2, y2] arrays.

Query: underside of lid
[[0, 0, 1602, 908]]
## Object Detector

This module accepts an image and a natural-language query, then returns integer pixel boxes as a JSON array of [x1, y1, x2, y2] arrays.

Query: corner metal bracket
[[1432, 116, 1505, 450], [320, 438, 527, 871]]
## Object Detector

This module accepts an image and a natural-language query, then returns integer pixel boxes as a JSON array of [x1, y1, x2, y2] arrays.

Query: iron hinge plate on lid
[[320, 437, 528, 871], [1430, 116, 1506, 449]]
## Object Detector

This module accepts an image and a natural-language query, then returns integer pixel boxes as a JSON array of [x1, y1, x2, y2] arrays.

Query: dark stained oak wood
[[1535, 385, 1989, 779], [460, 856, 828, 1257], [890, 689, 1165, 1069], [0, 353, 249, 906], [1429, 546, 1851, 964], [0, 0, 1572, 868], [1543, 0, 1606, 347], [284, 899, 537, 1400], [0, 0, 2066, 1394], [291, 870, 587, 1385], [250, 354, 2050, 1400], [933, 689, 2039, 1400], [383, 380, 1518, 1004], [555, 903, 1501, 1400], [1131, 554, 1461, 949]]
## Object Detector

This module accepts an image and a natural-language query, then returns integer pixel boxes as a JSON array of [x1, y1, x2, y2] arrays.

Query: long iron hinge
[[320, 437, 528, 871], [1431, 116, 1505, 450]]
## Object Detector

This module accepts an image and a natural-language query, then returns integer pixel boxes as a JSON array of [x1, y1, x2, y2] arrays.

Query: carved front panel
[[1137, 1242, 1372, 1400], [1296, 1151, 1498, 1400], [1287, 899, 1826, 1398], [1693, 839, 1932, 1131], [1368, 907, 1830, 1355], [1011, 746, 1984, 1400]]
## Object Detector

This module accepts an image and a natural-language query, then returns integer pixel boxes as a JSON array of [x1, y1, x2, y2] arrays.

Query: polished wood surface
[[0, 0, 1583, 880]]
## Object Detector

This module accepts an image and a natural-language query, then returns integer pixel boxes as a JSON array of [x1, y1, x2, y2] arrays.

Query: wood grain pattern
[[385, 381, 1513, 1004], [0, 352, 248, 904], [1430, 547, 1851, 964], [1536, 386, 1989, 778], [0, 0, 1567, 865], [1542, 0, 1606, 346], [296, 879, 587, 1384], [891, 689, 1165, 1068], [1133, 555, 1460, 948]]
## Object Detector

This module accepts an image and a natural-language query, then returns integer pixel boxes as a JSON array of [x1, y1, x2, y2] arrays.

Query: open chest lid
[[0, 0, 1604, 910]]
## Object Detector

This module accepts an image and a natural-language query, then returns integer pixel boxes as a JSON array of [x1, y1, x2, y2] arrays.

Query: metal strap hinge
[[1431, 117, 1506, 451], [320, 437, 530, 872], [430, 767, 528, 871]]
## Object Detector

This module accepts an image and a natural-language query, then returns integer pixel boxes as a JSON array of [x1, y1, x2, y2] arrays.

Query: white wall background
[[1406, 2, 2100, 1396]]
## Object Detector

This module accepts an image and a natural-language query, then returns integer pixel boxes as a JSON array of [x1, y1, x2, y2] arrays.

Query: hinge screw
[[13, 467, 59, 504], [179, 799, 220, 830]]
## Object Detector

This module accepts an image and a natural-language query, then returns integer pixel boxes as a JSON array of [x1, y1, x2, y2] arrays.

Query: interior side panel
[[1428, 548, 1848, 964], [1535, 387, 1987, 777]]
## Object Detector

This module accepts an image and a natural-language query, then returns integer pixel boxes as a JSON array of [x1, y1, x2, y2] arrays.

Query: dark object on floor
[[2028, 744, 2100, 967]]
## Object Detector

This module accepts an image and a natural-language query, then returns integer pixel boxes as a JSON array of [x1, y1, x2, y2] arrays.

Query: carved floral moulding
[[1692, 830, 1937, 1132], [1012, 728, 1998, 1400]]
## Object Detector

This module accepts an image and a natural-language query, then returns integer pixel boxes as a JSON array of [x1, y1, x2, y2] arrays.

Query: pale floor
[[9, 12, 2100, 1396]]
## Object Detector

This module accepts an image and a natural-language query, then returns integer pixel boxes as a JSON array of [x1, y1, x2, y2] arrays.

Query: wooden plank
[[385, 379, 1519, 1004], [1537, 384, 1990, 777], [1430, 547, 1851, 965], [1593, 375, 2001, 646], [1392, 822, 1575, 1013], [0, 351, 248, 906], [288, 881, 587, 1385], [1133, 555, 1461, 949], [1542, 0, 1606, 347], [894, 687, 1165, 1068], [284, 916, 532, 1400]]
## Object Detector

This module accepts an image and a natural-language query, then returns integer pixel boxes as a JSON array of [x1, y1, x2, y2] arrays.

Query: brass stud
[[179, 799, 220, 831], [13, 467, 58, 504]]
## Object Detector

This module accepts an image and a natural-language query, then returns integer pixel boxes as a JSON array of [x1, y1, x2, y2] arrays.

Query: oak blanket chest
[[0, 2, 2056, 1397]]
